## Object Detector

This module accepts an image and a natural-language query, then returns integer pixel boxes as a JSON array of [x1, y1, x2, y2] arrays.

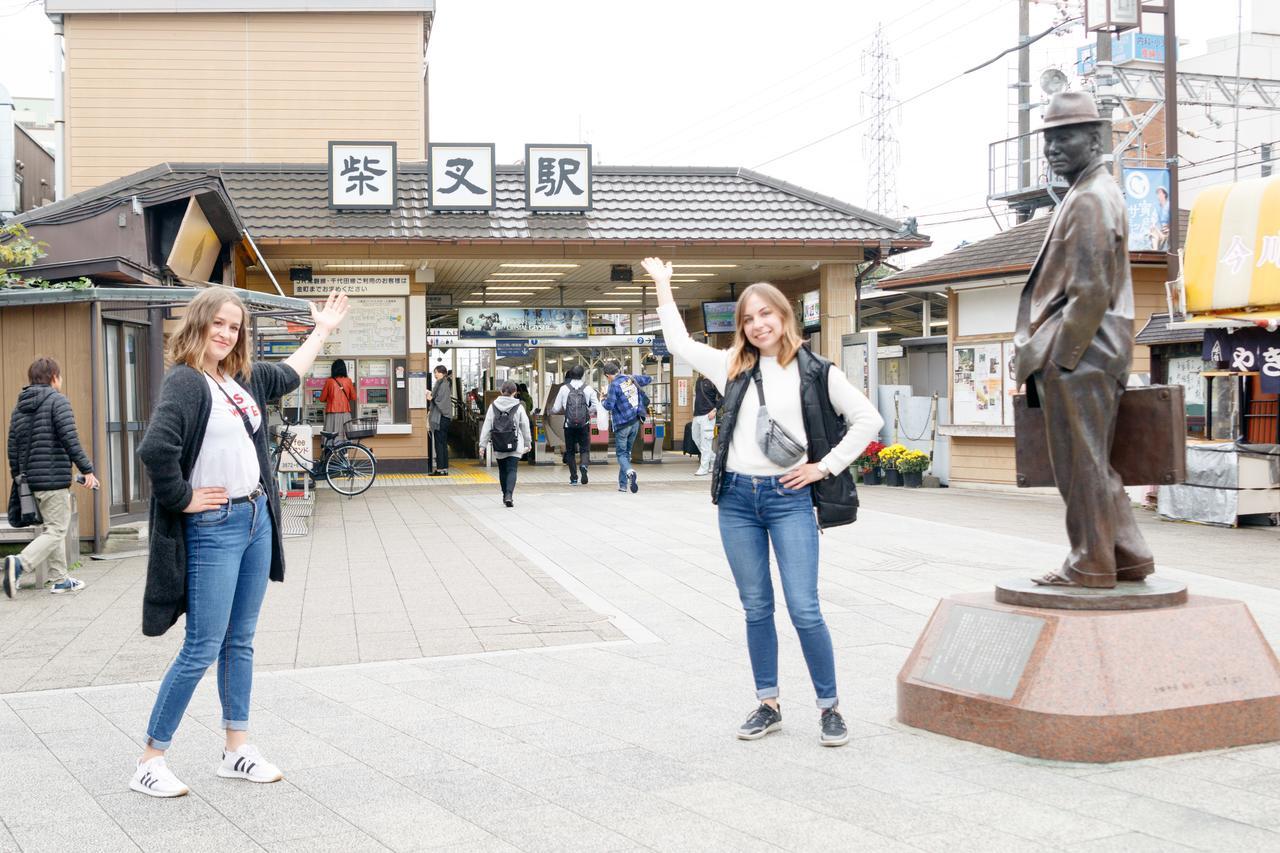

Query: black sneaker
[[736, 703, 782, 740], [579, 465, 589, 485], [820, 708, 849, 747], [3, 555, 19, 599], [628, 470, 639, 493]]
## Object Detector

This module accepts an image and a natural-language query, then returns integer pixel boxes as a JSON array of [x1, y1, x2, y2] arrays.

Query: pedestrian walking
[[600, 360, 651, 493], [644, 256, 883, 747], [4, 357, 99, 597], [318, 359, 356, 439], [479, 381, 532, 507], [427, 365, 452, 475], [131, 286, 347, 798], [691, 372, 723, 476], [550, 364, 599, 485]]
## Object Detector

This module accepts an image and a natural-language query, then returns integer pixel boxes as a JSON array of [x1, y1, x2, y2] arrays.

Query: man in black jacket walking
[[5, 357, 98, 598]]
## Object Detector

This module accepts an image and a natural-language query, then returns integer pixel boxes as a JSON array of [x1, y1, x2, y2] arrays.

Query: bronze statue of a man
[[1014, 92, 1154, 589]]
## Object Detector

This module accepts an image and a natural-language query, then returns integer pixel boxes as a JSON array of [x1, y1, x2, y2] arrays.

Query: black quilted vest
[[710, 347, 859, 529]]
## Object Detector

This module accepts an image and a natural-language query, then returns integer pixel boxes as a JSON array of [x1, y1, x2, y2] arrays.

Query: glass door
[[104, 322, 150, 515]]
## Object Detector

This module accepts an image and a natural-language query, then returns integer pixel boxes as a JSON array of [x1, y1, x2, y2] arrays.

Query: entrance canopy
[[1183, 173, 1280, 325]]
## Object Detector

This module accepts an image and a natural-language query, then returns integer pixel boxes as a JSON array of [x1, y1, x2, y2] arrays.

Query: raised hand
[[640, 256, 673, 285], [310, 291, 350, 337]]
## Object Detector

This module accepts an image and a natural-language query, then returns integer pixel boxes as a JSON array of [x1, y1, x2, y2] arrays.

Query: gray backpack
[[564, 384, 591, 428]]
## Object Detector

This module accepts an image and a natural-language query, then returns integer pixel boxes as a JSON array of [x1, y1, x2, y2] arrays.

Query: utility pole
[[862, 23, 901, 218], [1017, 0, 1032, 222], [1162, 0, 1181, 295]]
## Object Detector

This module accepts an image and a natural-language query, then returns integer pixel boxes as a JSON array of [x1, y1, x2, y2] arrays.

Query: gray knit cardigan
[[137, 362, 299, 637]]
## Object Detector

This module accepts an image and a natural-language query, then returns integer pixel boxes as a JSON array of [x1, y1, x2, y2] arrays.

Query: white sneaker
[[217, 744, 283, 783], [130, 756, 190, 798]]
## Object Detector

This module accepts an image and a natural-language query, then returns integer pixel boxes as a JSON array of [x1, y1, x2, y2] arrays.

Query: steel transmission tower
[[862, 23, 901, 218]]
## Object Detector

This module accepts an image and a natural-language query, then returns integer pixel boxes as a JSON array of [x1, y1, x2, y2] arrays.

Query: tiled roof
[[880, 210, 1191, 290], [1135, 312, 1205, 346], [18, 163, 922, 246]]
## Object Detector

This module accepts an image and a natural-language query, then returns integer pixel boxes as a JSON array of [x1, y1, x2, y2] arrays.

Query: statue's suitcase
[[1014, 385, 1187, 487]]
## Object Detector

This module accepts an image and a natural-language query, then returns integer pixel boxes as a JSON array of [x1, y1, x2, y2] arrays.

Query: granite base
[[897, 592, 1280, 762]]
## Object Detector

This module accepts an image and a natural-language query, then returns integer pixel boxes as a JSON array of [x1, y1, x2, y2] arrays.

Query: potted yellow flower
[[878, 443, 908, 487], [896, 449, 931, 488]]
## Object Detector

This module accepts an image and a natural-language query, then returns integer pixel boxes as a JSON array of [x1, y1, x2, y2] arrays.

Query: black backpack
[[491, 404, 520, 453], [565, 384, 591, 428]]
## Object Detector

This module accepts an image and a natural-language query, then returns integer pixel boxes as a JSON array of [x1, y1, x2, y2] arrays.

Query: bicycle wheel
[[324, 442, 376, 496]]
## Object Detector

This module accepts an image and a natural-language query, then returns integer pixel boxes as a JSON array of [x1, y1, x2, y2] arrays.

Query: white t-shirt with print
[[191, 373, 263, 498]]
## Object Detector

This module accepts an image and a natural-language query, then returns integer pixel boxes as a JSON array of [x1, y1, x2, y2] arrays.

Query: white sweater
[[658, 303, 883, 476]]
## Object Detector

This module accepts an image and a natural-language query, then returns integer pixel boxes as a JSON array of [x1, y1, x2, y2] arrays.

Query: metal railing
[[989, 130, 1068, 203]]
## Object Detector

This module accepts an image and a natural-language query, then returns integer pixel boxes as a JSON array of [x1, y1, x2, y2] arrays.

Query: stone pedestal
[[897, 590, 1280, 762]]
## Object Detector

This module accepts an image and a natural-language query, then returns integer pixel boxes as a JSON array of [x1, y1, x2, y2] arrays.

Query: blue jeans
[[613, 419, 640, 488], [717, 473, 837, 709], [146, 493, 272, 749]]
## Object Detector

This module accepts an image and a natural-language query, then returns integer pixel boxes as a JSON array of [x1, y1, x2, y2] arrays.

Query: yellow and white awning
[[1183, 173, 1280, 323]]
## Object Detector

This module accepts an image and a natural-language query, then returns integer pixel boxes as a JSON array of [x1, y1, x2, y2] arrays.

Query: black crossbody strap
[[206, 372, 257, 440], [752, 369, 767, 407]]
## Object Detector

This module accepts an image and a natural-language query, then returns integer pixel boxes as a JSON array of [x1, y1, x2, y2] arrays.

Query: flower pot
[[902, 471, 923, 488], [861, 467, 882, 486], [884, 469, 902, 487]]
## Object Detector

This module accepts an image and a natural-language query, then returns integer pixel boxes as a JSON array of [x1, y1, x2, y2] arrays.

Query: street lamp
[[1085, 0, 1141, 32]]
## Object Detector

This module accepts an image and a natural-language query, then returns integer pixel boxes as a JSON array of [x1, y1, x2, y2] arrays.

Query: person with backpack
[[479, 381, 533, 507], [600, 360, 651, 494], [643, 256, 883, 747], [5, 357, 99, 597], [691, 372, 723, 477], [550, 364, 599, 486]]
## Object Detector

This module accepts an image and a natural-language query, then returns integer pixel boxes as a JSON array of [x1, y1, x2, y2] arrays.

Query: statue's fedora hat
[[1039, 92, 1104, 130]]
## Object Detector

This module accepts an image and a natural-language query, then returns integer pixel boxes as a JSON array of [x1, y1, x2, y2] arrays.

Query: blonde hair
[[726, 282, 804, 380], [168, 287, 253, 379]]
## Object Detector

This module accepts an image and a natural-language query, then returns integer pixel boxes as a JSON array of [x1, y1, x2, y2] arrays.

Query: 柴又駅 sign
[[329, 141, 397, 210], [293, 275, 411, 297], [525, 144, 592, 211], [428, 143, 496, 211]]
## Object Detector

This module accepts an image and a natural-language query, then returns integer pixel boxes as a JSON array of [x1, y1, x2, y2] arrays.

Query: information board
[[320, 297, 406, 356], [920, 605, 1046, 700]]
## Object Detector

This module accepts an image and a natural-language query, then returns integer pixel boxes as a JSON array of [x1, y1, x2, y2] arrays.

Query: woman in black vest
[[131, 287, 347, 798], [644, 257, 883, 747]]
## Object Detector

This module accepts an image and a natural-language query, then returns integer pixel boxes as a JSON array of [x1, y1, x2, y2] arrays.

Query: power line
[[753, 16, 1083, 171]]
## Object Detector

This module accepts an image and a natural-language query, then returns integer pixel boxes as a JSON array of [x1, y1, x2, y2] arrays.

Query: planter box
[[902, 471, 923, 488], [884, 469, 902, 487]]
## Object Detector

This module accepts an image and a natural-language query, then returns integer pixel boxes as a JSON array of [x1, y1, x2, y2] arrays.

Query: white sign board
[[277, 424, 312, 472], [294, 275, 410, 297], [525, 144, 592, 211], [329, 141, 397, 210], [320, 296, 407, 356], [429, 143, 496, 211], [953, 342, 1005, 425]]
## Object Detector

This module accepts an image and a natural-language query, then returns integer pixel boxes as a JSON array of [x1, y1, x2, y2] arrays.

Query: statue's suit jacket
[[1014, 159, 1134, 386]]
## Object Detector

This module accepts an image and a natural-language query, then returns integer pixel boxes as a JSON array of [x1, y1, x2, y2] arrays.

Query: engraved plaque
[[920, 605, 1046, 699]]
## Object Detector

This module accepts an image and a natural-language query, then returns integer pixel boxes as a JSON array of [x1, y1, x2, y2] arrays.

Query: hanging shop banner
[[525, 144, 592, 211], [1183, 173, 1280, 321], [1203, 327, 1280, 393], [459, 308, 588, 338], [293, 275, 410, 296], [428, 143, 496, 211], [496, 339, 532, 358], [802, 290, 821, 329], [1122, 167, 1171, 252], [329, 141, 397, 210]]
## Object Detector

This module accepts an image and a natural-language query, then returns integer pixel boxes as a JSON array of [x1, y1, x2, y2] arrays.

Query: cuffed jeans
[[145, 493, 272, 749], [612, 419, 640, 489], [691, 413, 716, 474], [717, 473, 837, 708]]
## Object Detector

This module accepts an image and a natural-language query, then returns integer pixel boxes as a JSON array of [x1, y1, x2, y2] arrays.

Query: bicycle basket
[[344, 416, 379, 440]]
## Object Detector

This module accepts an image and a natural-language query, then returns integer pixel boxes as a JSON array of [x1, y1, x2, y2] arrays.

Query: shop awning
[[1182, 173, 1280, 324]]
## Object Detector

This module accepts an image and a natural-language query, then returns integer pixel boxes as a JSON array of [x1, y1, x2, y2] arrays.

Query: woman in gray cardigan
[[131, 287, 347, 798]]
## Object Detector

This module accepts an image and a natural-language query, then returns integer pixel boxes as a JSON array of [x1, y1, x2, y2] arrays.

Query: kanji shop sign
[[428, 143, 496, 211], [1204, 327, 1280, 394], [329, 141, 397, 210], [525, 144, 592, 211]]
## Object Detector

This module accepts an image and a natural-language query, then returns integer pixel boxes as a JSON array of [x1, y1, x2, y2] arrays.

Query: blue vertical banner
[[1122, 167, 1172, 252]]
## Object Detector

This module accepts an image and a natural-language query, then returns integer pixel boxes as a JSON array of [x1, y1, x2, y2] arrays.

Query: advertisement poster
[[459, 308, 588, 338], [802, 291, 821, 329], [1122, 167, 1171, 252], [1002, 341, 1018, 425], [953, 343, 1005, 425]]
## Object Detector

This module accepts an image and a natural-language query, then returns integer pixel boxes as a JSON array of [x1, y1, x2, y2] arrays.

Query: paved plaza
[[3, 462, 1280, 851]]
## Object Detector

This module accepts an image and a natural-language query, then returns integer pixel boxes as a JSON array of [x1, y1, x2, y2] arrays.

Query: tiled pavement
[[2, 462, 1280, 851]]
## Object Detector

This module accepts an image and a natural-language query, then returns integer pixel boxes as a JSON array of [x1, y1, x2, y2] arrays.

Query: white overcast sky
[[0, 0, 1252, 265]]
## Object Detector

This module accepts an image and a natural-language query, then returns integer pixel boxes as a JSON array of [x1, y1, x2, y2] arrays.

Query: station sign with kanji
[[329, 141, 397, 210], [428, 143, 497, 212], [524, 144, 592, 211]]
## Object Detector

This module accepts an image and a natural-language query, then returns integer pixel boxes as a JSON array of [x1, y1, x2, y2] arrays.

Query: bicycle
[[270, 413, 378, 497]]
